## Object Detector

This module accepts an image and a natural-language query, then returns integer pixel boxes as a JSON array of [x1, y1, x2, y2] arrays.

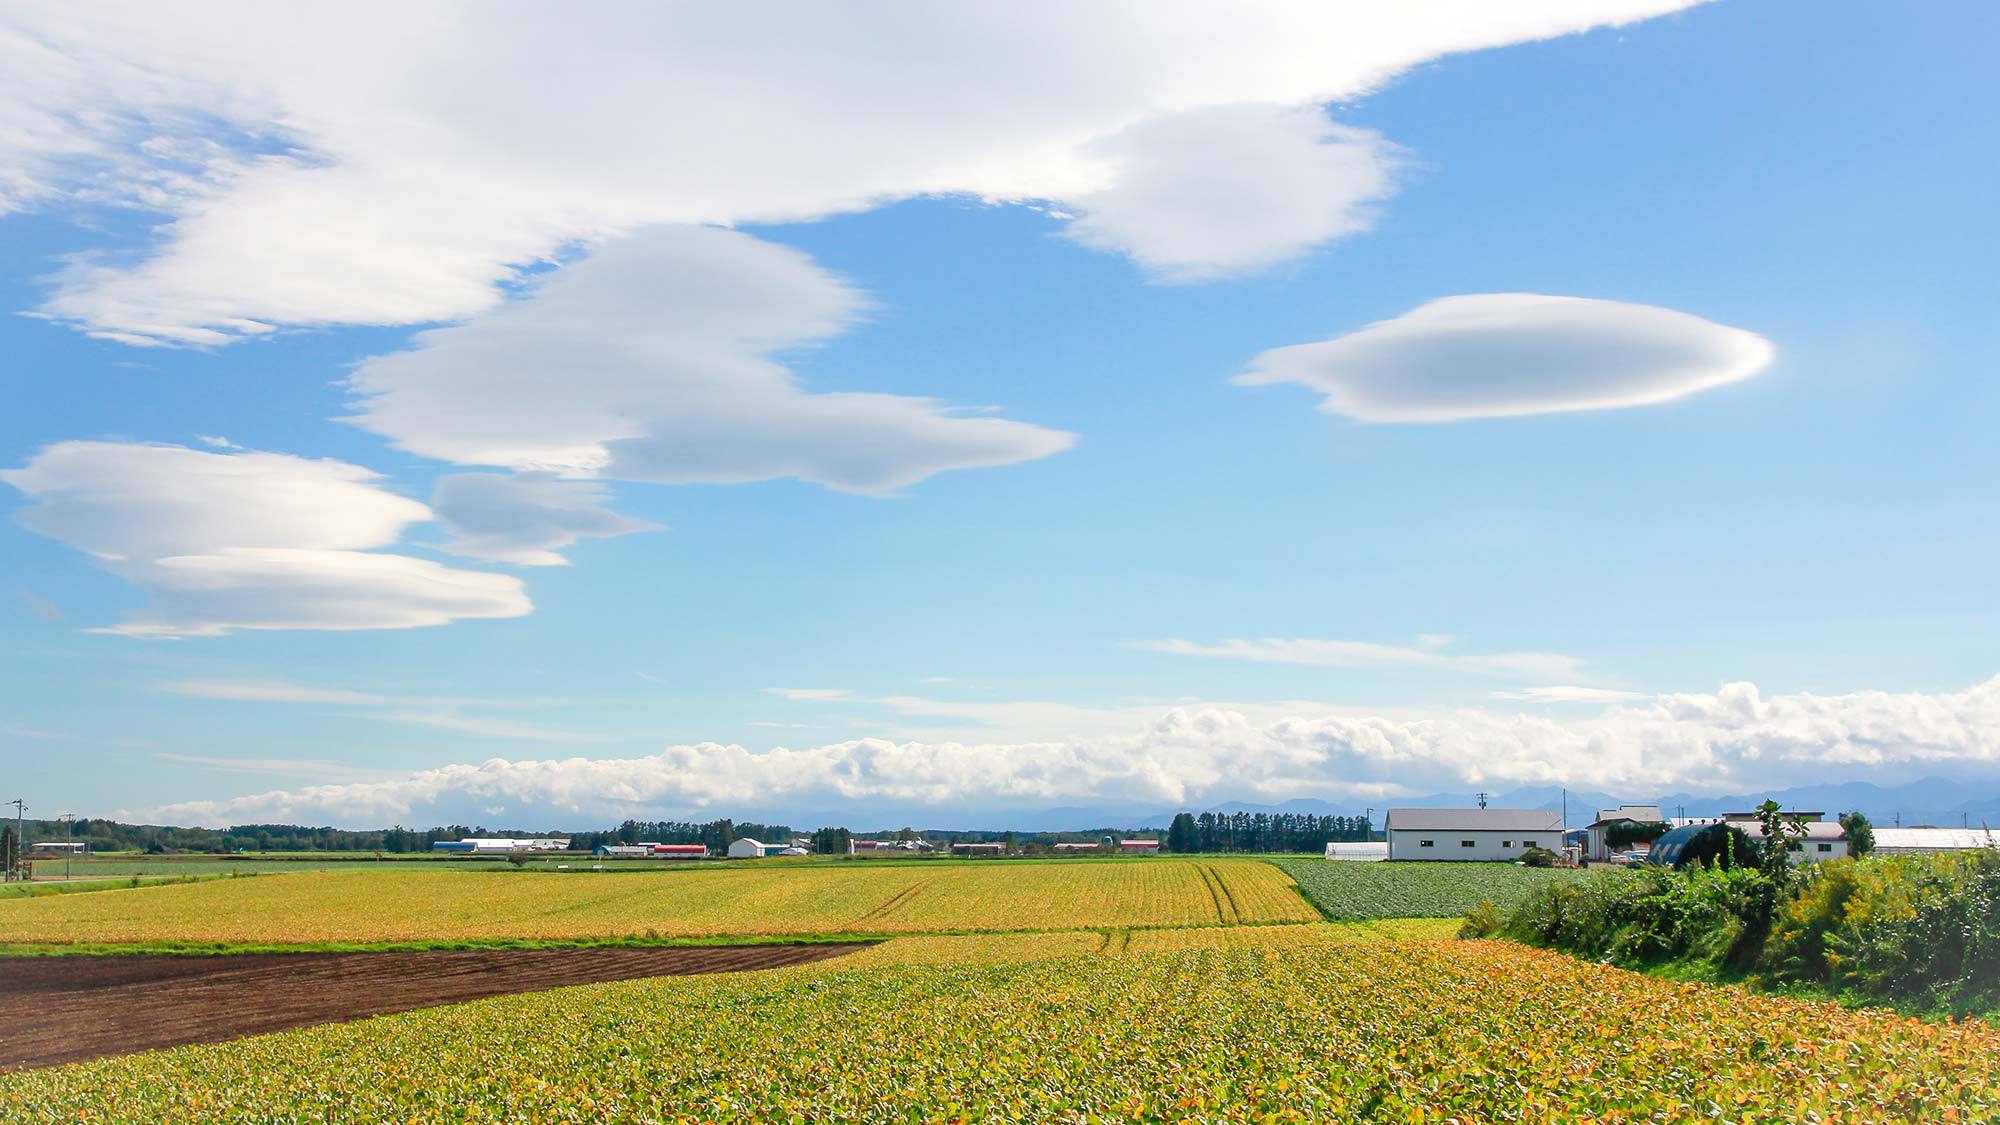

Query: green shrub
[[1518, 846, 1557, 868], [1496, 847, 2000, 1018], [1672, 824, 1759, 870], [1459, 899, 1505, 938]]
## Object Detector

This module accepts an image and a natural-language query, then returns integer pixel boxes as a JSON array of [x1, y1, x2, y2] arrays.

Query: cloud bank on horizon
[[146, 675, 2000, 829]]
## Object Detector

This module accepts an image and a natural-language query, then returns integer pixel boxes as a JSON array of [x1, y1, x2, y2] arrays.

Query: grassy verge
[[0, 873, 239, 899]]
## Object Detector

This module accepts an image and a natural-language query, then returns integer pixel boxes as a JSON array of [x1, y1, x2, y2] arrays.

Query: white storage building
[[1872, 827, 1998, 855], [726, 837, 767, 859], [1384, 808, 1564, 862]]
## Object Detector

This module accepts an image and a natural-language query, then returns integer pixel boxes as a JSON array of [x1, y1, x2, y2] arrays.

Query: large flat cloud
[[1237, 294, 1775, 421], [0, 2, 1703, 343], [145, 675, 2000, 828], [0, 442, 527, 636], [347, 225, 1075, 492]]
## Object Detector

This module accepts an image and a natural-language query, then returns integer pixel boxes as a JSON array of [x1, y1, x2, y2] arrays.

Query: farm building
[[850, 839, 930, 854], [651, 843, 707, 859], [1585, 805, 1665, 862], [1052, 842, 1102, 852], [1871, 827, 1998, 855], [1649, 817, 1849, 865], [26, 841, 88, 857], [1323, 841, 1387, 861], [595, 844, 653, 858], [1383, 808, 1564, 862], [726, 838, 767, 859], [1118, 839, 1162, 854], [433, 838, 570, 854], [951, 842, 1005, 856]]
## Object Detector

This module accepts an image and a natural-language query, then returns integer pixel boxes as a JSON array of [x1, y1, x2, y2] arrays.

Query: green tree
[[1839, 810, 1875, 857], [1673, 823, 1758, 870], [1166, 812, 1197, 853]]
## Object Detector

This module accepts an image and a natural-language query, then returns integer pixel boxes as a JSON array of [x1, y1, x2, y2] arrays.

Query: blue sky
[[2, 0, 1996, 829]]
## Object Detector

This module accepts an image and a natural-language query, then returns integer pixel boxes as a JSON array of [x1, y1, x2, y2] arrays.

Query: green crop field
[[0, 857, 1319, 949], [6, 924, 1993, 1123], [1269, 857, 1608, 920]]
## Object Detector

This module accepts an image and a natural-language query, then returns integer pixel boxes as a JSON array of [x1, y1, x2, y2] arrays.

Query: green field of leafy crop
[[0, 858, 1318, 948], [6, 925, 1993, 1123], [1269, 857, 1606, 920]]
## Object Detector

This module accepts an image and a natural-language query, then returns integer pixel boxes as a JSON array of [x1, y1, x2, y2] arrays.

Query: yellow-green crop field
[[0, 858, 1318, 947], [6, 925, 1995, 1124]]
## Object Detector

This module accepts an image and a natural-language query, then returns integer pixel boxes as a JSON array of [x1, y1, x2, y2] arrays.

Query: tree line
[[1165, 812, 1373, 853]]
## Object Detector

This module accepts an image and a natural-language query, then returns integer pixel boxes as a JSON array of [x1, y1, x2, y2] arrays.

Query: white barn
[[726, 837, 767, 859], [1384, 808, 1564, 862]]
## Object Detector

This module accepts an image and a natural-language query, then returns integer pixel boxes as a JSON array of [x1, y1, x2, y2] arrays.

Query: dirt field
[[0, 942, 869, 1071]]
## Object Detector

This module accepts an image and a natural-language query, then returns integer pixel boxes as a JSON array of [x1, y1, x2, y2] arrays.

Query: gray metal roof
[[1384, 808, 1564, 832]]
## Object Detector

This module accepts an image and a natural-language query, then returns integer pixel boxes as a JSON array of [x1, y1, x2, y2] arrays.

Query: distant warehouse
[[432, 837, 569, 854], [1384, 808, 1563, 862]]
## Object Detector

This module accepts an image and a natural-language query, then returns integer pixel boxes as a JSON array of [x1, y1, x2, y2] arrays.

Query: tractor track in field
[[851, 875, 940, 926], [0, 942, 869, 1072]]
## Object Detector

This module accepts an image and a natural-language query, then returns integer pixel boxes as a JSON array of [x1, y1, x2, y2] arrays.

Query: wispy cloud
[[1135, 636, 1586, 681], [158, 677, 595, 744], [1490, 686, 1650, 704], [155, 752, 393, 783], [763, 688, 855, 701], [344, 712, 602, 743], [161, 678, 390, 705]]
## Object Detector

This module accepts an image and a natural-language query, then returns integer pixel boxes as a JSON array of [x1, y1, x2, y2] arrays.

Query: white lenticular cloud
[[1236, 294, 1776, 421], [0, 441, 528, 636], [0, 2, 1705, 343], [431, 473, 657, 567], [347, 226, 1075, 493], [144, 676, 2000, 828]]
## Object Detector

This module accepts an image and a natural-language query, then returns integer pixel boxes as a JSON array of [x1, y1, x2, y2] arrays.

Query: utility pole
[[5, 799, 23, 883], [60, 812, 75, 881], [1476, 792, 1489, 810]]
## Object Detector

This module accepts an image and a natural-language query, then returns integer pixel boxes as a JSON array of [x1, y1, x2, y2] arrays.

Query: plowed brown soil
[[0, 942, 869, 1071]]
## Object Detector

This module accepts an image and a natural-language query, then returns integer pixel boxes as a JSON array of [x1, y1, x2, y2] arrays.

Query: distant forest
[[11, 811, 1376, 855]]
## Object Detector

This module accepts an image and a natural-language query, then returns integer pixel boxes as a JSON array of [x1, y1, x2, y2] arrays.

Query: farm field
[[1269, 856, 1607, 920], [5, 925, 1994, 1123], [0, 857, 1318, 948]]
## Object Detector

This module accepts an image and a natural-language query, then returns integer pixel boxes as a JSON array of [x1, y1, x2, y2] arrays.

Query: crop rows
[[0, 859, 1319, 947], [1269, 856, 1602, 920], [6, 928, 1994, 1123]]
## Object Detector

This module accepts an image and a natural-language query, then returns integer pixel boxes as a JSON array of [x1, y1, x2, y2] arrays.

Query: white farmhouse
[[1384, 808, 1564, 862], [726, 837, 766, 859]]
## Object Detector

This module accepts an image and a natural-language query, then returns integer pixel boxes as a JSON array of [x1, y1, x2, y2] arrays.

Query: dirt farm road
[[0, 942, 870, 1071]]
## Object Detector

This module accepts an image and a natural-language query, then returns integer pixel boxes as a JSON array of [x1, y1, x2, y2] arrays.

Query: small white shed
[[726, 837, 766, 859]]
